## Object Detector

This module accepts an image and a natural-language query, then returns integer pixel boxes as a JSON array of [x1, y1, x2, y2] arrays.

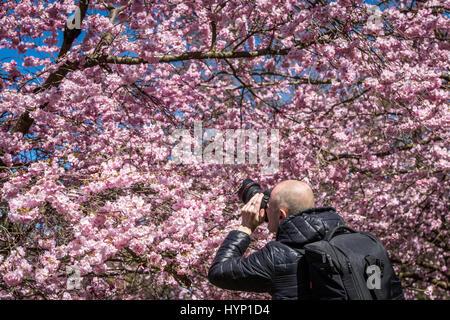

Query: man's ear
[[279, 208, 288, 220]]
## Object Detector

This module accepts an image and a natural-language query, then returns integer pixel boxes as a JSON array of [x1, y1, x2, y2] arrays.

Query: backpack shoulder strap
[[295, 248, 313, 300]]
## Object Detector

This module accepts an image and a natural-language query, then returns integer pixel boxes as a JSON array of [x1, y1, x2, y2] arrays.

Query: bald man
[[266, 180, 316, 233], [208, 179, 346, 299]]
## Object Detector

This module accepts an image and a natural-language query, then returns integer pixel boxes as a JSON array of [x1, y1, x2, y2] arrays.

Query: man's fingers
[[243, 193, 264, 215], [249, 195, 261, 211], [259, 209, 265, 220], [252, 193, 263, 205], [240, 193, 265, 231]]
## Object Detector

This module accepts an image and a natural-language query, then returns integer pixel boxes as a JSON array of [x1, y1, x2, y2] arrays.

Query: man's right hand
[[239, 193, 265, 234]]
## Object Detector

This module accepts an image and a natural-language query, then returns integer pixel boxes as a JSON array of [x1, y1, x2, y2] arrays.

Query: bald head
[[270, 180, 315, 215]]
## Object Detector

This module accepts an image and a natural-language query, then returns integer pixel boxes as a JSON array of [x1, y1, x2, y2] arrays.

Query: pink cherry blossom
[[0, 0, 448, 300]]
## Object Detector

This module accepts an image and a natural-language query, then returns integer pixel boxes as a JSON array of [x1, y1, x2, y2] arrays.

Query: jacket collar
[[275, 206, 344, 246]]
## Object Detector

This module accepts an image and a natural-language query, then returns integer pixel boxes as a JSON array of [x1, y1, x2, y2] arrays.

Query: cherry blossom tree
[[0, 0, 448, 299]]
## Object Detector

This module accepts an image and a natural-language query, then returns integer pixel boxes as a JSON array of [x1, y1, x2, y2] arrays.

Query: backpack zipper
[[346, 260, 364, 299], [328, 243, 366, 300]]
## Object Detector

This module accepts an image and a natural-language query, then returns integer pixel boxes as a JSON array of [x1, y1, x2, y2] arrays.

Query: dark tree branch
[[58, 0, 90, 60]]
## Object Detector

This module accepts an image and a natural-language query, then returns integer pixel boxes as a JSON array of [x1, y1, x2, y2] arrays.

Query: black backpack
[[297, 225, 405, 300]]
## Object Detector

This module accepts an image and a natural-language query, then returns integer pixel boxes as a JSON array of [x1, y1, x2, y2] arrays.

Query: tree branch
[[58, 0, 90, 60]]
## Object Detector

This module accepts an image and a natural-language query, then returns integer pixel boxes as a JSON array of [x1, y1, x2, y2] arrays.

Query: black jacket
[[208, 206, 345, 299]]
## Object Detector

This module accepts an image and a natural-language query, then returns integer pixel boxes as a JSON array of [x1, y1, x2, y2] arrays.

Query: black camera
[[238, 178, 271, 222]]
